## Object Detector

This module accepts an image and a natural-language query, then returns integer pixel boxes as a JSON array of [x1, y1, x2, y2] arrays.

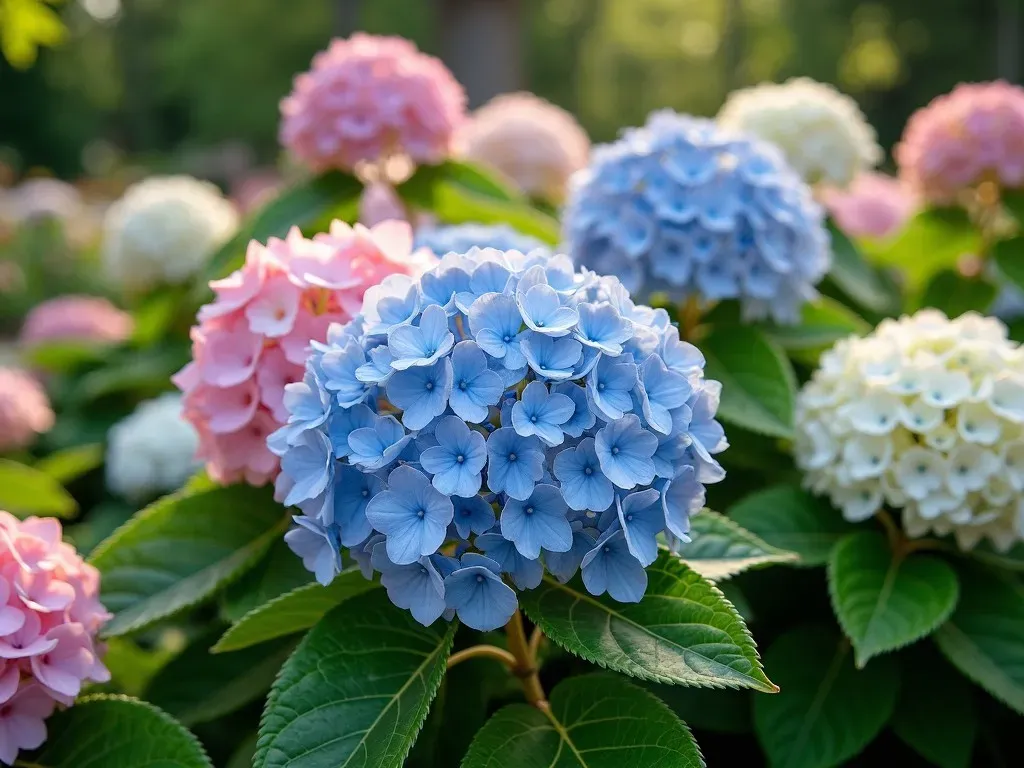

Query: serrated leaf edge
[[681, 510, 799, 581]]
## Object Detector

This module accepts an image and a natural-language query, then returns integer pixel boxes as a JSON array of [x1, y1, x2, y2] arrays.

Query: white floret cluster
[[717, 77, 882, 188], [106, 394, 200, 501], [795, 310, 1024, 551], [102, 175, 238, 291]]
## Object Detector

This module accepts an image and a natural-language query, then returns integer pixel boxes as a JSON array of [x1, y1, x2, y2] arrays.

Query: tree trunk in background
[[437, 0, 523, 107]]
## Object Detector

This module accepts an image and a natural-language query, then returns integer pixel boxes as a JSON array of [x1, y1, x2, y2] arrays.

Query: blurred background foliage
[[0, 0, 1020, 181]]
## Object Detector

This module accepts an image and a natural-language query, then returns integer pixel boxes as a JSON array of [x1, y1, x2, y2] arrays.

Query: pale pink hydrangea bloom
[[175, 220, 435, 486], [459, 92, 590, 202], [820, 173, 918, 240], [19, 296, 134, 348], [280, 34, 467, 173], [358, 183, 408, 228], [896, 81, 1024, 205], [0, 512, 110, 765], [0, 369, 54, 452]]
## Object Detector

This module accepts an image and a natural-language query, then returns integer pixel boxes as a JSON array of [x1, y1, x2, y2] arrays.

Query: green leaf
[[0, 0, 68, 70], [918, 269, 997, 316], [221, 537, 314, 622], [701, 326, 797, 439], [23, 340, 112, 373], [91, 483, 288, 637], [102, 636, 177, 697], [36, 694, 212, 768], [728, 485, 857, 566], [461, 674, 705, 768], [255, 590, 455, 768], [213, 568, 377, 653], [642, 681, 752, 734], [891, 648, 977, 768], [0, 458, 77, 517], [34, 442, 104, 484], [146, 631, 296, 727], [398, 160, 561, 244], [968, 540, 1024, 571], [519, 550, 776, 692], [826, 222, 899, 313], [226, 734, 260, 768], [753, 626, 900, 768], [763, 296, 870, 353], [828, 531, 959, 667], [934, 564, 1024, 715], [872, 207, 980, 290], [678, 510, 798, 581], [76, 345, 188, 403], [200, 170, 362, 285], [993, 235, 1024, 293]]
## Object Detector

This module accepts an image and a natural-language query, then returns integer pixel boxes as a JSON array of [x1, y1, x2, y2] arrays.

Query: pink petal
[[245, 275, 301, 338], [201, 379, 261, 434]]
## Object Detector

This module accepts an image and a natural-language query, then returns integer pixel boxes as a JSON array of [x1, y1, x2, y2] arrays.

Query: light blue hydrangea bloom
[[270, 246, 728, 631], [563, 110, 830, 324], [414, 223, 549, 258]]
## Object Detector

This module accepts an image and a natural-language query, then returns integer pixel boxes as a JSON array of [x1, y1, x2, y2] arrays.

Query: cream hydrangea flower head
[[795, 310, 1024, 551], [717, 77, 882, 188], [102, 175, 239, 291]]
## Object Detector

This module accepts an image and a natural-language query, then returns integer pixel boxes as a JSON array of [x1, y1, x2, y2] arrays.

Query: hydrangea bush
[[0, 367, 54, 452], [19, 295, 134, 348], [270, 246, 727, 630]]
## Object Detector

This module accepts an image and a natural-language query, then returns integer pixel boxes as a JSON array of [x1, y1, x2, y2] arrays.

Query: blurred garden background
[[2, 0, 1020, 183]]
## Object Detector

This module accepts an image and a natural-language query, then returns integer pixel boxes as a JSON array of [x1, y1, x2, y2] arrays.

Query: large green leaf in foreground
[[680, 510, 798, 581], [519, 551, 776, 692]]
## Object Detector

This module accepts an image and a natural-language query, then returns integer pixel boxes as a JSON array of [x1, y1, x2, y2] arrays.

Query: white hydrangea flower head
[[795, 310, 1024, 552], [717, 77, 882, 188], [102, 175, 239, 291], [106, 393, 200, 501]]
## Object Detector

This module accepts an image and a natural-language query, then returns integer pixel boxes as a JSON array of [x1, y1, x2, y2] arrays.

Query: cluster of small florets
[[820, 172, 917, 241], [896, 81, 1024, 205], [717, 77, 882, 189], [563, 110, 830, 324], [0, 368, 54, 452], [105, 394, 200, 502], [414, 223, 548, 259], [0, 512, 109, 765], [101, 175, 238, 292], [271, 246, 727, 631], [175, 220, 434, 486], [459, 92, 590, 202], [19, 296, 134, 349], [795, 310, 1024, 551], [280, 34, 467, 173]]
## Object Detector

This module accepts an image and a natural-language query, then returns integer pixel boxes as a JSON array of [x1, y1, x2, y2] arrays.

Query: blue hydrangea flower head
[[563, 110, 831, 324], [270, 245, 728, 631], [414, 223, 550, 258]]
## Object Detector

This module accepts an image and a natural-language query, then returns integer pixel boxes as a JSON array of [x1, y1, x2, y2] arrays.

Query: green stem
[[446, 644, 517, 670], [505, 610, 548, 710]]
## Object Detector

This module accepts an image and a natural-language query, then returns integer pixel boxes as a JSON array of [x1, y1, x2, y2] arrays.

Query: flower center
[[416, 509, 425, 518], [611, 446, 620, 455], [598, 383, 605, 391], [459, 381, 468, 390], [530, 416, 537, 423], [456, 455, 465, 463], [503, 335, 511, 343], [362, 489, 369, 497], [536, 320, 545, 327], [476, 575, 485, 583], [425, 382, 434, 391], [508, 453, 517, 462], [603, 546, 611, 553], [584, 467, 593, 475]]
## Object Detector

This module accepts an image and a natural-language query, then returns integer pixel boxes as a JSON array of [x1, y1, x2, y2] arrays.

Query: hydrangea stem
[[446, 644, 517, 670], [505, 609, 549, 711]]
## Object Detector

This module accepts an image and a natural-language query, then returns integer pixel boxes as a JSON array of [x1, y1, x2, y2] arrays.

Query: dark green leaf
[[827, 222, 899, 313], [398, 160, 561, 244], [461, 674, 705, 768], [918, 269, 997, 316], [872, 207, 980, 290], [226, 734, 260, 768], [891, 647, 977, 768], [102, 636, 177, 697], [993, 235, 1024, 294], [23, 340, 112, 372], [643, 681, 752, 734], [0, 458, 77, 517], [213, 568, 377, 653], [76, 345, 188, 403], [701, 326, 797, 439], [146, 630, 295, 727], [200, 170, 362, 285], [519, 550, 776, 692], [678, 510, 798, 581], [36, 694, 212, 767], [1002, 189, 1024, 224], [255, 590, 455, 768], [728, 485, 857, 566], [763, 296, 870, 354], [34, 442, 104, 484], [221, 537, 314, 623], [753, 626, 899, 768], [934, 564, 1024, 714], [91, 483, 288, 637], [968, 540, 1024, 571], [828, 531, 959, 667]]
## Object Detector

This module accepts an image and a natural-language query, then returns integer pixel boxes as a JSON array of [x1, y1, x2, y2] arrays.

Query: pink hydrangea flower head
[[896, 80, 1024, 205], [176, 219, 436, 486], [820, 173, 918, 240], [19, 295, 134, 348], [459, 91, 590, 202], [280, 34, 467, 173], [0, 512, 109, 764], [0, 369, 54, 452], [358, 183, 408, 228]]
